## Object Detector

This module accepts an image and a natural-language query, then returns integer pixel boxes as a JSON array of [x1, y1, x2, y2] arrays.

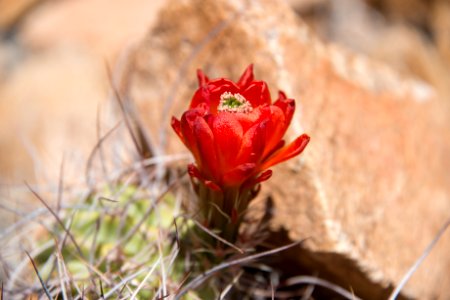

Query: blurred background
[[1, 0, 449, 186]]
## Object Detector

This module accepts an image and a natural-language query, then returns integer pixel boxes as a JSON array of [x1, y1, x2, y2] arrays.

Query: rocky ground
[[1, 0, 449, 299]]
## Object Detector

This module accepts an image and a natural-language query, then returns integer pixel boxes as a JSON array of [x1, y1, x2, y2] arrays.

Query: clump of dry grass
[[0, 155, 191, 298]]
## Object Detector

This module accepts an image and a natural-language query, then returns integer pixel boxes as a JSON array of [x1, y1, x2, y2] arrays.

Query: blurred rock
[[365, 0, 430, 26], [432, 1, 450, 68], [287, 0, 327, 11], [0, 46, 106, 184], [20, 0, 165, 61], [289, 0, 450, 103], [122, 0, 450, 299], [0, 0, 41, 32], [0, 45, 107, 233]]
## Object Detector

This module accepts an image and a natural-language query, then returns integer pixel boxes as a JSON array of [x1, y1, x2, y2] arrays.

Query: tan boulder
[[20, 0, 166, 61], [0, 0, 40, 31], [122, 0, 450, 299], [0, 47, 106, 184], [289, 0, 450, 115]]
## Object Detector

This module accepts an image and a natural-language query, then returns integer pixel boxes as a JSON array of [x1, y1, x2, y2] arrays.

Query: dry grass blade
[[192, 219, 244, 254], [300, 283, 315, 300], [174, 271, 191, 296], [284, 276, 361, 300], [173, 219, 180, 250], [56, 154, 65, 212], [129, 257, 161, 300], [103, 265, 153, 298], [89, 218, 101, 266], [95, 202, 155, 268], [98, 196, 119, 203], [25, 183, 105, 296], [7, 240, 53, 292], [95, 104, 110, 186], [56, 249, 69, 300], [25, 182, 84, 259], [388, 218, 450, 300], [99, 279, 105, 299], [54, 233, 81, 298], [271, 276, 275, 300], [174, 240, 304, 299], [85, 121, 122, 186], [97, 177, 180, 267], [219, 270, 243, 300], [0, 204, 86, 240], [105, 62, 144, 158], [0, 201, 26, 217], [68, 251, 112, 286], [25, 250, 52, 300], [157, 231, 168, 298]]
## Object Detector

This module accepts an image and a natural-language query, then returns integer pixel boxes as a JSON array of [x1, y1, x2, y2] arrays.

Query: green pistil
[[223, 96, 244, 108], [218, 92, 253, 113]]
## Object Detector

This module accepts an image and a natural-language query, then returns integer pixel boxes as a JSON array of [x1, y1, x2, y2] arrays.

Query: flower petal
[[232, 107, 262, 132], [188, 164, 221, 191], [274, 92, 295, 128], [193, 116, 220, 181], [209, 79, 240, 94], [180, 110, 202, 160], [171, 116, 184, 144], [261, 134, 310, 170], [258, 105, 286, 157], [237, 119, 268, 164], [254, 169, 273, 183], [237, 64, 254, 88], [190, 86, 211, 109], [222, 163, 256, 186], [211, 113, 244, 172], [242, 81, 271, 107], [278, 90, 287, 100], [197, 69, 209, 86], [242, 169, 273, 189], [262, 139, 285, 161]]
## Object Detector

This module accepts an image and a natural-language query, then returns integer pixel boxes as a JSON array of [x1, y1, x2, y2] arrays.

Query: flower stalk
[[172, 65, 310, 248]]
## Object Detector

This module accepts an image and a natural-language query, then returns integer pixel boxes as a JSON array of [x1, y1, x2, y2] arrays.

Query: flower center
[[218, 92, 253, 113]]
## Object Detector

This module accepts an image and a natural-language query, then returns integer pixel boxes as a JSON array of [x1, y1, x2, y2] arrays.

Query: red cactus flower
[[172, 65, 309, 191]]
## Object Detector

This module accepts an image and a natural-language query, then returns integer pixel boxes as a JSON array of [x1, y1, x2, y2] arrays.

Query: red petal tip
[[187, 163, 199, 177], [256, 169, 273, 183], [197, 69, 209, 86], [261, 134, 310, 170], [237, 64, 255, 88], [242, 169, 273, 190], [187, 164, 222, 192], [171, 116, 180, 126], [171, 116, 185, 142], [205, 180, 221, 191], [278, 90, 287, 100], [302, 134, 311, 144]]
